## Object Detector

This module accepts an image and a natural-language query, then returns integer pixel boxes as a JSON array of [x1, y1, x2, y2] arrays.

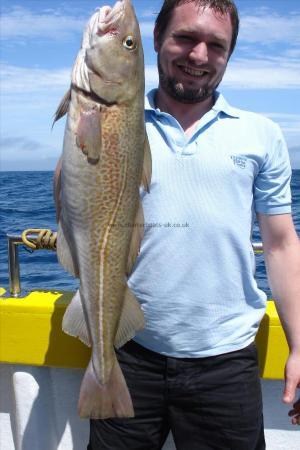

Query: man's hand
[[288, 398, 300, 425], [283, 352, 300, 425]]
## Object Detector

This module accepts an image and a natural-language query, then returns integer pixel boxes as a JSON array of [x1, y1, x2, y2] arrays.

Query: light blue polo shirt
[[128, 89, 292, 357]]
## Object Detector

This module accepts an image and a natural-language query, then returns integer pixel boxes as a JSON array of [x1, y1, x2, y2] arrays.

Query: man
[[56, 0, 300, 448]]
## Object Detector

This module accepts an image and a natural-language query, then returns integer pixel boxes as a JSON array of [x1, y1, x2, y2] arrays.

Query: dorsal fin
[[52, 88, 72, 128]]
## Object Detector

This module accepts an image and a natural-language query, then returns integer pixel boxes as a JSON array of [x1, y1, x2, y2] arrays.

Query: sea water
[[0, 170, 299, 297]]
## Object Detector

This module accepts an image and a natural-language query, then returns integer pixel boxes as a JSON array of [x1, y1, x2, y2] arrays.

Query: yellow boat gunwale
[[0, 289, 288, 378]]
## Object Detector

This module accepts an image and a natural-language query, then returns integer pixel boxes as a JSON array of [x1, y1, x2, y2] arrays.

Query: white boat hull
[[0, 364, 299, 450]]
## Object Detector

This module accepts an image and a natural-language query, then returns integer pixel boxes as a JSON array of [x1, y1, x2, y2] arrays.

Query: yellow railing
[[0, 288, 288, 379]]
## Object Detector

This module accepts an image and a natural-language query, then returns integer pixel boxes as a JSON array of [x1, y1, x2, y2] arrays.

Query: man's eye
[[175, 34, 193, 41], [211, 42, 225, 50]]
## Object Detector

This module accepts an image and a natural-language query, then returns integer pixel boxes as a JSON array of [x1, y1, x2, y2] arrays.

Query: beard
[[157, 55, 222, 104]]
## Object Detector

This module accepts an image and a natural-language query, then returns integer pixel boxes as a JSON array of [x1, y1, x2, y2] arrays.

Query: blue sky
[[1, 0, 299, 170]]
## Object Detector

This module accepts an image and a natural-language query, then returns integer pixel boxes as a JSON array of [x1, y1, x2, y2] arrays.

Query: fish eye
[[123, 35, 136, 50]]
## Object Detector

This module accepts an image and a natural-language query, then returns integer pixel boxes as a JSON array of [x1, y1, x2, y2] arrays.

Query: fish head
[[74, 0, 144, 104]]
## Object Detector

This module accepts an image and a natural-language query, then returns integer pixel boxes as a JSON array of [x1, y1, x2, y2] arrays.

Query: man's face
[[154, 2, 233, 103]]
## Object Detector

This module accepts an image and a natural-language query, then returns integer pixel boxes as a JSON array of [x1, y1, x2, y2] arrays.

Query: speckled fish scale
[[55, 0, 151, 419]]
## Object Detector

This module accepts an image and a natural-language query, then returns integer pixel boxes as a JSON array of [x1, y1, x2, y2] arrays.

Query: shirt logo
[[230, 155, 247, 169]]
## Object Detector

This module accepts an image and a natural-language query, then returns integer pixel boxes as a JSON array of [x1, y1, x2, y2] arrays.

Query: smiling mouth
[[178, 65, 209, 77]]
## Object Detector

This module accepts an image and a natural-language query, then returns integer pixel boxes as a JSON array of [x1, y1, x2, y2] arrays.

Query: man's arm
[[258, 213, 300, 424]]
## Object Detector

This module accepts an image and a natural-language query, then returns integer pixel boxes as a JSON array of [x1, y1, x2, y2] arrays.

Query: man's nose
[[189, 42, 208, 64]]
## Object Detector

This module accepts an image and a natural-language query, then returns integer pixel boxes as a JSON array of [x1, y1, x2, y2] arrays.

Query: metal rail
[[6, 233, 54, 297], [7, 235, 23, 297], [4, 233, 264, 298]]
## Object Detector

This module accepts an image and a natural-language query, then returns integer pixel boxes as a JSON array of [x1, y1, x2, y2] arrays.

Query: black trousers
[[88, 340, 265, 450]]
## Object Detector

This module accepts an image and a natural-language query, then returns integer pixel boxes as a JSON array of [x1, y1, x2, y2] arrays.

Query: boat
[[0, 231, 298, 449]]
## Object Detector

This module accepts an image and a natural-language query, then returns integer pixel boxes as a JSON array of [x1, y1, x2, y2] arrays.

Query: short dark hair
[[155, 0, 239, 56]]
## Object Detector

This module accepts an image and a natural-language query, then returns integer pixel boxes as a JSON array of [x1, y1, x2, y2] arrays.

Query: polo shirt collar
[[145, 89, 158, 111], [145, 88, 240, 119], [212, 92, 240, 118]]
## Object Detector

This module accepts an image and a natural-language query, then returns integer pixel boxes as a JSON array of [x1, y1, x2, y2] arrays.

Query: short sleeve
[[254, 124, 292, 214]]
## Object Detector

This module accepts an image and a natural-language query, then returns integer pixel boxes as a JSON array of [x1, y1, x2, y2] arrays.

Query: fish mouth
[[98, 1, 125, 34]]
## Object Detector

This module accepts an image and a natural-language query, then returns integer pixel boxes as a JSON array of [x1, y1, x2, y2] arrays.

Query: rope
[[21, 229, 57, 251]]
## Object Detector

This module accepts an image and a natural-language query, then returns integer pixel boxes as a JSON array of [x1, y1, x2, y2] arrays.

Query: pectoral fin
[[141, 135, 152, 193], [76, 107, 102, 164], [52, 88, 72, 127]]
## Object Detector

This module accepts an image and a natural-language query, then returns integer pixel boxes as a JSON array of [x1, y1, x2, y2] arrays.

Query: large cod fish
[[54, 0, 151, 419]]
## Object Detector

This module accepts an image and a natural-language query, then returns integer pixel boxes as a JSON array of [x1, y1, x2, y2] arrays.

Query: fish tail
[[78, 355, 134, 419]]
